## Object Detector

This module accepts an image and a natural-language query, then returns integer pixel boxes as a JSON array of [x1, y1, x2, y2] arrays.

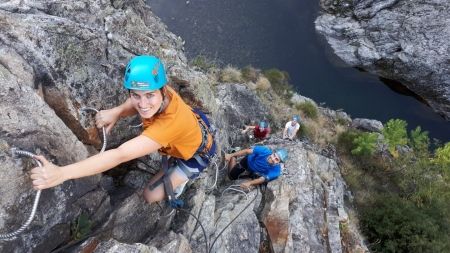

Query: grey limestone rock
[[352, 118, 384, 132], [94, 238, 160, 253], [316, 0, 450, 119]]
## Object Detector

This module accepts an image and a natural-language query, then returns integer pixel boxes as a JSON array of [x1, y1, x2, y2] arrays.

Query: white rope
[[221, 185, 248, 199], [206, 160, 219, 190], [0, 149, 42, 241]]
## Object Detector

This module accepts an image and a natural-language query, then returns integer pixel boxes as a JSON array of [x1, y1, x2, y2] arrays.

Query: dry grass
[[217, 64, 353, 150], [219, 66, 243, 83], [255, 76, 271, 91]]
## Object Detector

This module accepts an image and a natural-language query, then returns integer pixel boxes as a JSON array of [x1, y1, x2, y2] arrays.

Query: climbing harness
[[0, 149, 42, 241], [80, 107, 107, 153], [161, 156, 184, 209], [148, 109, 216, 211]]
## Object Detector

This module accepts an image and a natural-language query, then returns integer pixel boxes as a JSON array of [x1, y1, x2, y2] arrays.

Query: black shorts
[[228, 156, 250, 180]]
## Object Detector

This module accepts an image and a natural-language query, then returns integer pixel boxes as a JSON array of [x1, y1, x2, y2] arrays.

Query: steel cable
[[0, 149, 42, 241], [209, 186, 259, 252], [1, 109, 107, 241]]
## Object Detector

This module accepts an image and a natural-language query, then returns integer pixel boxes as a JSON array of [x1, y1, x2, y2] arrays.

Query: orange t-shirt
[[141, 87, 202, 160]]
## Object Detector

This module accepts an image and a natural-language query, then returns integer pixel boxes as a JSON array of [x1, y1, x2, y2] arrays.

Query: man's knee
[[228, 157, 237, 171]]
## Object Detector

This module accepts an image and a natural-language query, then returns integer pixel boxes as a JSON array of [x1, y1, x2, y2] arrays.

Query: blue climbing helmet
[[123, 55, 168, 91], [259, 121, 267, 129], [293, 115, 300, 122], [275, 148, 288, 163]]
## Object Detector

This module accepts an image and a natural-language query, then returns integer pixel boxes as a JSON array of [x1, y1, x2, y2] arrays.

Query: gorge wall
[[315, 0, 450, 120]]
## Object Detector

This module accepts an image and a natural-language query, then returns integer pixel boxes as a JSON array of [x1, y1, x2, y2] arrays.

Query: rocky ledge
[[315, 0, 450, 119]]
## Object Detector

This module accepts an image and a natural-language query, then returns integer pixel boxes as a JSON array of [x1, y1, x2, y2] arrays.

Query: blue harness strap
[[192, 108, 215, 158]]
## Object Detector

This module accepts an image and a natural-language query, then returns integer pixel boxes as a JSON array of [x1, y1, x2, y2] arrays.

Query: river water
[[147, 0, 449, 142]]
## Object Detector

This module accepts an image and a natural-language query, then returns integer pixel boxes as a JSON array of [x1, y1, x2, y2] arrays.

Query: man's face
[[268, 153, 281, 164]]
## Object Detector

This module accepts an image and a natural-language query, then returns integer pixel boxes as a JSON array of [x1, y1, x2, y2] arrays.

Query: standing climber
[[225, 146, 288, 190], [30, 55, 215, 205], [241, 120, 271, 141], [283, 115, 300, 141]]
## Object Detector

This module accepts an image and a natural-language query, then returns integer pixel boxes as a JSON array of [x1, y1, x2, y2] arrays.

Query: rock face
[[315, 0, 450, 119], [1, 0, 367, 252], [352, 118, 383, 132]]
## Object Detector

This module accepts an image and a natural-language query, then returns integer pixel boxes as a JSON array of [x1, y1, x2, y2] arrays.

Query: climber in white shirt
[[283, 115, 300, 141]]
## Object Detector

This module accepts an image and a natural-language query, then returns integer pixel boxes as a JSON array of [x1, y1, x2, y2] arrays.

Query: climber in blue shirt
[[225, 146, 288, 190]]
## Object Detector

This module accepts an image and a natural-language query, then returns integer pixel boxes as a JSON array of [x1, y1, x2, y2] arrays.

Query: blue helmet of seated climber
[[259, 121, 267, 130], [275, 148, 289, 163]]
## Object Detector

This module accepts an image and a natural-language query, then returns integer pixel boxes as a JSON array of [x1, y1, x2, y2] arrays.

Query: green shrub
[[295, 101, 318, 120], [393, 154, 438, 205], [336, 116, 349, 126], [382, 119, 408, 157], [433, 142, 450, 169], [262, 68, 293, 99], [409, 126, 430, 155], [351, 132, 378, 156], [337, 129, 359, 154], [191, 55, 216, 71], [71, 213, 92, 240], [298, 123, 313, 140], [361, 195, 450, 253]]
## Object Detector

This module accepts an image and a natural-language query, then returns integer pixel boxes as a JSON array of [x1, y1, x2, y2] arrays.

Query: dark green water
[[147, 0, 450, 142]]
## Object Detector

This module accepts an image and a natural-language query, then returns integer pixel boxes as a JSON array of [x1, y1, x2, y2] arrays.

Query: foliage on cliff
[[337, 120, 450, 252]]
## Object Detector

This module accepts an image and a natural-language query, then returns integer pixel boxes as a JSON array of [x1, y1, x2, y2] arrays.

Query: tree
[[433, 142, 450, 178], [361, 195, 450, 253], [351, 132, 378, 156], [409, 126, 429, 155], [382, 119, 408, 157]]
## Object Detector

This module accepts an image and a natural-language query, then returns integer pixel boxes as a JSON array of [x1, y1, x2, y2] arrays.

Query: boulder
[[351, 118, 384, 132]]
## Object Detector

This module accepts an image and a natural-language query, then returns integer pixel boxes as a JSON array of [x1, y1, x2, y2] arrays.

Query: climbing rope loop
[[221, 185, 249, 199], [206, 159, 220, 190], [80, 107, 107, 153], [0, 149, 42, 241]]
